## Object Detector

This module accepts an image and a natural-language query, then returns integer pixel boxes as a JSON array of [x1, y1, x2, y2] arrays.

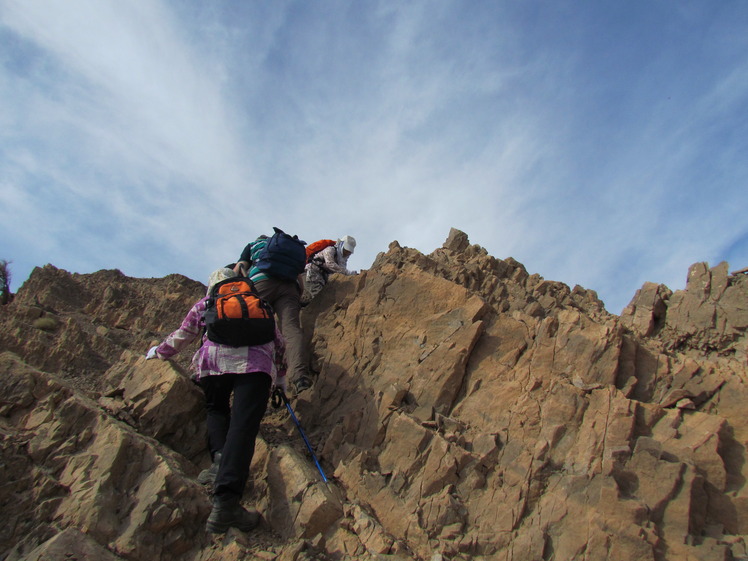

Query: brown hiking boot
[[205, 494, 260, 534]]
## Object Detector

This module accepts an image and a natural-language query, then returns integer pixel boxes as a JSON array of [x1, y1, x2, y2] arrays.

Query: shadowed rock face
[[1, 230, 747, 561]]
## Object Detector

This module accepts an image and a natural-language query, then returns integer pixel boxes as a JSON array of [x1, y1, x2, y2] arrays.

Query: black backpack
[[203, 277, 275, 347], [254, 227, 307, 281]]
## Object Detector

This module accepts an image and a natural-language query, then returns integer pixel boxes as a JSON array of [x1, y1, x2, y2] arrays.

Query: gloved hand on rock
[[146, 346, 160, 360]]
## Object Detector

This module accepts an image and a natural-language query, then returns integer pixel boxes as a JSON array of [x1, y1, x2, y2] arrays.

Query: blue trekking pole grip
[[275, 389, 328, 483]]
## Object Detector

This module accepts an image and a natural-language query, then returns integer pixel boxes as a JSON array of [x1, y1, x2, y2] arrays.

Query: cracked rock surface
[[1, 229, 747, 560]]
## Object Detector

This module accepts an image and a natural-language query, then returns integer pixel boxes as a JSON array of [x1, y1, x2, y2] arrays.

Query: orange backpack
[[305, 239, 336, 263], [203, 278, 275, 346]]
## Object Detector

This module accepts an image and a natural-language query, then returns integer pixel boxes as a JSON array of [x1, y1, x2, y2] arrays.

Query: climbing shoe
[[294, 375, 313, 393], [197, 452, 221, 486], [205, 494, 260, 534]]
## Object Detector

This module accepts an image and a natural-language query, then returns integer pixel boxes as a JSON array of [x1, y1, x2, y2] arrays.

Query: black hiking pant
[[200, 372, 271, 498]]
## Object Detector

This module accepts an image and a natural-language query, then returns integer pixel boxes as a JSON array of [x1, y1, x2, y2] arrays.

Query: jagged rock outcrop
[[622, 261, 748, 358], [0, 265, 204, 392], [1, 230, 746, 560], [298, 230, 748, 560], [0, 351, 211, 560]]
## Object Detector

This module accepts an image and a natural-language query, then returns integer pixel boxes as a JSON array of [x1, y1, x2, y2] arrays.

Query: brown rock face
[[0, 265, 205, 392], [623, 261, 748, 358], [1, 230, 747, 560]]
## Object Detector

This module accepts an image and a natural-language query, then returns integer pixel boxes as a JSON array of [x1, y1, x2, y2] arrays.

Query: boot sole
[[205, 513, 260, 533]]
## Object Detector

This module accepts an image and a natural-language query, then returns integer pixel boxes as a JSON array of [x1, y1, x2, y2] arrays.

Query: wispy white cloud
[[0, 0, 271, 281], [1, 0, 746, 314]]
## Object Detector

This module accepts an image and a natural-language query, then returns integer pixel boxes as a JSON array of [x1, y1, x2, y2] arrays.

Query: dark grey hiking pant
[[253, 277, 308, 384]]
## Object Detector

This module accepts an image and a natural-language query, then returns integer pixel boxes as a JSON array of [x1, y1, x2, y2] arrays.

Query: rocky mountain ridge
[[1, 228, 747, 561]]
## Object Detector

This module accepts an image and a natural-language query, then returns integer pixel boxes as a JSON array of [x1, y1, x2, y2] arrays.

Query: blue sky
[[1, 1, 746, 314]]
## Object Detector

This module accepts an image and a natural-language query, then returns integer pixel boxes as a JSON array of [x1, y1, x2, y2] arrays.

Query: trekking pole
[[273, 388, 329, 483]]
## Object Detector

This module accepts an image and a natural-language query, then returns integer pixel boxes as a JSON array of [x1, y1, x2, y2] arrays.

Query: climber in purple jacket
[[147, 267, 286, 534]]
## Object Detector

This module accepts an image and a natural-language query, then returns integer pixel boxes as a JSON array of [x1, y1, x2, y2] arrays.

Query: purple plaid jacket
[[155, 296, 287, 386]]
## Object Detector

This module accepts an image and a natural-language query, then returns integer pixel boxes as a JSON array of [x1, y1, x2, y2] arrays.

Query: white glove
[[146, 346, 160, 360]]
